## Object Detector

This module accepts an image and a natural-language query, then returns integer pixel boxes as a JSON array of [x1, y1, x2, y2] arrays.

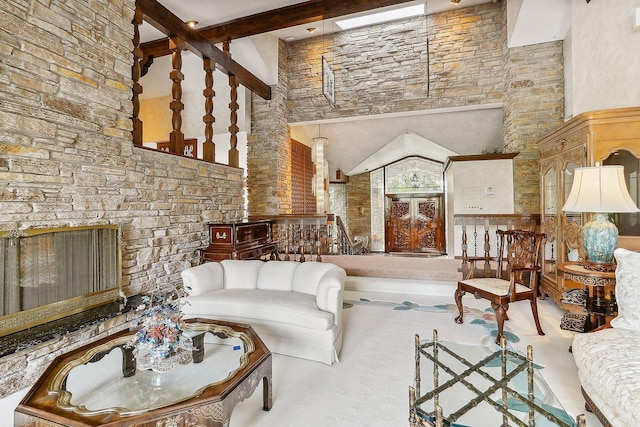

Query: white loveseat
[[180, 259, 346, 365], [572, 248, 640, 427]]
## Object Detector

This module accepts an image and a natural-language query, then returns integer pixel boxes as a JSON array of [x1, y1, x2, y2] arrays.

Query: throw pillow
[[610, 248, 640, 330]]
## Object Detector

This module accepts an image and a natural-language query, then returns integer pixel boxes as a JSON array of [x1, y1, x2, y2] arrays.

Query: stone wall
[[249, 2, 565, 216], [247, 39, 291, 215], [0, 0, 243, 397], [502, 0, 564, 213], [287, 4, 504, 123], [502, 41, 564, 214]]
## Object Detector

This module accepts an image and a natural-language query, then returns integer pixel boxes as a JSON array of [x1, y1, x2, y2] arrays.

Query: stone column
[[247, 40, 291, 215]]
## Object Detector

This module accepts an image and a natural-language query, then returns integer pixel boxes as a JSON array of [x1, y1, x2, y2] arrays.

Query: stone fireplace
[[0, 225, 122, 338], [0, 225, 142, 398]]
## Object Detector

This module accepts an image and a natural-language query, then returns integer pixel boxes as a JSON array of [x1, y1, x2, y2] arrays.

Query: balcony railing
[[453, 214, 540, 279], [249, 214, 366, 260]]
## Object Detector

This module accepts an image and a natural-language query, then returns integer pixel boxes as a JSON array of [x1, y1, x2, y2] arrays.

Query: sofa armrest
[[181, 262, 224, 296], [315, 267, 346, 325]]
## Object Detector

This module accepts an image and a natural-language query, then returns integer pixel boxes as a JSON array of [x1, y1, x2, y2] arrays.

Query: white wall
[[566, 0, 640, 116], [445, 158, 515, 256]]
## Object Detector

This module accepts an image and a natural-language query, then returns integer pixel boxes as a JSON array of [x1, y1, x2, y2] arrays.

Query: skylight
[[335, 4, 426, 30]]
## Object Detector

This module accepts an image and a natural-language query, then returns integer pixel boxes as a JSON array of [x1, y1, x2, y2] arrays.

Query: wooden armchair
[[454, 229, 547, 344]]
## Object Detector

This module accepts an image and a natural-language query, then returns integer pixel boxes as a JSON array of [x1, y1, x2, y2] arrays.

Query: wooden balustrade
[[453, 214, 540, 279], [224, 39, 240, 168], [249, 214, 370, 261], [250, 215, 332, 262], [335, 216, 367, 255], [131, 8, 144, 147], [168, 37, 185, 155], [202, 58, 215, 162], [133, 0, 271, 164]]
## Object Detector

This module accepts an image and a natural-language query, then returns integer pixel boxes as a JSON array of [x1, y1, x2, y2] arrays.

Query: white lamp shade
[[562, 165, 639, 213]]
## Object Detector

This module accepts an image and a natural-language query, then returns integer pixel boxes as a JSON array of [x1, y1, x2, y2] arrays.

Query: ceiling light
[[335, 4, 425, 30], [450, 0, 461, 3], [307, 27, 316, 33], [186, 20, 198, 28]]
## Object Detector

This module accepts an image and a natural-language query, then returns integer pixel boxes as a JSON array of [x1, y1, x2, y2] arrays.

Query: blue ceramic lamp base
[[581, 212, 618, 264]]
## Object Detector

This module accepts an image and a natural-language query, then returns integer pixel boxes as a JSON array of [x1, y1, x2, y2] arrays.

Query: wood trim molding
[[136, 0, 271, 100], [141, 0, 417, 59]]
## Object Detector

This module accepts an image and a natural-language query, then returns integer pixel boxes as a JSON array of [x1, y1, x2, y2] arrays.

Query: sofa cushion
[[610, 248, 640, 331], [257, 261, 299, 291], [573, 328, 640, 425], [293, 262, 339, 295], [183, 289, 335, 330], [220, 259, 264, 290]]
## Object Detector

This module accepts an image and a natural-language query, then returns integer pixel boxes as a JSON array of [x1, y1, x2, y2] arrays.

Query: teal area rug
[[345, 297, 522, 345], [342, 296, 577, 426], [3, 291, 591, 427]]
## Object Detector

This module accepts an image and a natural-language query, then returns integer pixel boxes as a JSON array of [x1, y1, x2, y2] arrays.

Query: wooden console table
[[200, 219, 276, 262], [557, 262, 617, 332]]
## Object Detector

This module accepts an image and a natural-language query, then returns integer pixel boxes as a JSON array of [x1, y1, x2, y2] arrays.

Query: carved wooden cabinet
[[200, 220, 276, 262], [538, 107, 640, 329]]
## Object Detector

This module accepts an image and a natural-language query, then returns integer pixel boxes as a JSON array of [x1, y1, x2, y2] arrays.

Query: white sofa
[[572, 248, 640, 427], [180, 259, 346, 365]]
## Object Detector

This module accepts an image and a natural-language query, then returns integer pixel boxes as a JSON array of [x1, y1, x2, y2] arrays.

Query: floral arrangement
[[130, 290, 194, 362]]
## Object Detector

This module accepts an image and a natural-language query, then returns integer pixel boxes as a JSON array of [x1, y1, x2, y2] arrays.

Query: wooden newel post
[[224, 39, 240, 168], [228, 73, 239, 168], [131, 7, 144, 147], [169, 37, 185, 155], [202, 58, 216, 162]]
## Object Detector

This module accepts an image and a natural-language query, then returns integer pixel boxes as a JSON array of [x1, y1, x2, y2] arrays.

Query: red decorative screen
[[291, 139, 315, 214]]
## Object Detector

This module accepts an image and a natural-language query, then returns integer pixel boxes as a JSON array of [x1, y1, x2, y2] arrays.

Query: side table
[[557, 262, 616, 332], [409, 330, 585, 426]]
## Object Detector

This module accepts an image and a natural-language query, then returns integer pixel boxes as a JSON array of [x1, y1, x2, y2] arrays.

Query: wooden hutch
[[538, 107, 640, 331]]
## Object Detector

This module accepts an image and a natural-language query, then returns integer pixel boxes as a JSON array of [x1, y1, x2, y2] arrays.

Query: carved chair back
[[495, 229, 545, 288]]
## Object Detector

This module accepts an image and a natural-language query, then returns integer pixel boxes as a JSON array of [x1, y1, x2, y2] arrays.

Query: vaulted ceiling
[[138, 0, 570, 176]]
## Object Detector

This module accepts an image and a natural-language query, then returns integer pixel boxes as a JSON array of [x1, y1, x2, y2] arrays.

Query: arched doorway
[[372, 156, 446, 255]]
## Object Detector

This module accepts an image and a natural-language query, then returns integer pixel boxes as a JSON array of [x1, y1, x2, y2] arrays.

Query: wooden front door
[[386, 196, 445, 254]]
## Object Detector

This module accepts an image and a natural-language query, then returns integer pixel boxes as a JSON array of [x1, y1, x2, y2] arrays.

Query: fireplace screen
[[0, 225, 121, 337]]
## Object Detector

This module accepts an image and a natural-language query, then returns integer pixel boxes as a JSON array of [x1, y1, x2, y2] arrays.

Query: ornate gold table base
[[558, 262, 617, 332]]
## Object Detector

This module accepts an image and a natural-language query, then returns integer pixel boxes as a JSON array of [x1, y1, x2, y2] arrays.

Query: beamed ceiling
[[138, 0, 570, 176]]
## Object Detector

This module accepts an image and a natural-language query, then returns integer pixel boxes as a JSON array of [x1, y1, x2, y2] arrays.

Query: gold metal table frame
[[409, 330, 586, 427]]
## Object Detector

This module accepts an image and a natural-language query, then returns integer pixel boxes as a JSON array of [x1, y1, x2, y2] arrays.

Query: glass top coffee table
[[15, 318, 272, 427], [409, 330, 585, 427]]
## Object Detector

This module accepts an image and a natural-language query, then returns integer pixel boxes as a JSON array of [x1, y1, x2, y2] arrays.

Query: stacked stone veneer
[[249, 2, 564, 217], [247, 39, 291, 215], [503, 42, 564, 213], [0, 0, 243, 397]]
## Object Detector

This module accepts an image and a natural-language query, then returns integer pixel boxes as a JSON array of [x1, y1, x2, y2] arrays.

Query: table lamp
[[562, 165, 639, 264]]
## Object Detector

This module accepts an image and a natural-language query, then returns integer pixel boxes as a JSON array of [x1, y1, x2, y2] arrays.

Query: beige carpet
[[0, 289, 601, 427], [322, 254, 462, 282], [226, 290, 600, 427]]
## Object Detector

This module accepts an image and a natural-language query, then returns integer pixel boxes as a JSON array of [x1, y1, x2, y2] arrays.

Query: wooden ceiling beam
[[141, 0, 417, 59], [137, 0, 271, 100]]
